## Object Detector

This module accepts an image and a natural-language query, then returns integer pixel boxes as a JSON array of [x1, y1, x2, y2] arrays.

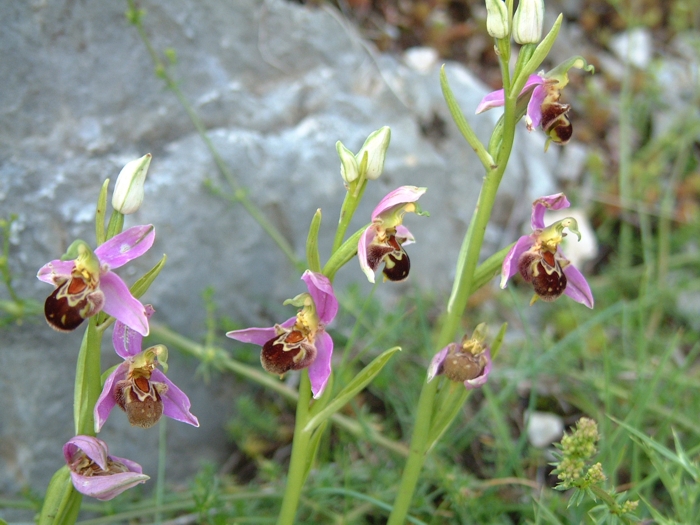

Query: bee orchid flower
[[37, 225, 155, 335], [358, 186, 427, 283], [476, 57, 594, 148], [94, 305, 199, 431], [64, 435, 149, 501], [500, 193, 594, 308], [427, 324, 492, 389], [226, 271, 338, 399]]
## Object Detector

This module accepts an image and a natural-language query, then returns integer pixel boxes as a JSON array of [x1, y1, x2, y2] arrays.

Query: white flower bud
[[112, 154, 151, 215], [336, 141, 359, 184], [485, 0, 509, 39], [512, 0, 544, 44], [355, 126, 391, 180]]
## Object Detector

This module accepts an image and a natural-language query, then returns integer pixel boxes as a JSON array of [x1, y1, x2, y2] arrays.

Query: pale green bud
[[512, 0, 544, 44], [112, 154, 151, 214], [485, 0, 509, 39], [355, 126, 391, 180], [336, 141, 359, 184]]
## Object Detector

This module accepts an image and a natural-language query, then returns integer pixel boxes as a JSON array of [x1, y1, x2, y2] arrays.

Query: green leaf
[[74, 318, 103, 436], [105, 210, 125, 241], [472, 244, 513, 294], [610, 416, 699, 479], [323, 226, 365, 282], [130, 254, 167, 300], [512, 14, 563, 93], [95, 179, 110, 246], [306, 209, 322, 273], [303, 346, 401, 432], [490, 322, 507, 360], [427, 383, 470, 451], [440, 65, 494, 170], [38, 466, 83, 525], [302, 420, 329, 483]]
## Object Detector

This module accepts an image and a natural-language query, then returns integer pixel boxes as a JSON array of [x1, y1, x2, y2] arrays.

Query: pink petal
[[95, 225, 155, 269], [112, 305, 155, 359], [500, 235, 535, 288], [308, 331, 333, 398], [427, 345, 450, 382], [531, 193, 570, 230], [37, 260, 75, 285], [69, 467, 148, 501], [100, 272, 149, 336], [301, 271, 338, 326], [522, 74, 546, 91], [371, 186, 426, 221], [358, 225, 377, 283], [64, 436, 110, 470], [475, 88, 506, 114], [152, 369, 200, 427], [526, 84, 547, 130], [395, 224, 415, 246], [94, 362, 129, 433], [563, 263, 594, 309], [226, 317, 295, 346]]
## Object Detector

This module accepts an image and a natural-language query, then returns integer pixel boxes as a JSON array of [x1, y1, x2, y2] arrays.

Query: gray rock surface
[[0, 0, 561, 508]]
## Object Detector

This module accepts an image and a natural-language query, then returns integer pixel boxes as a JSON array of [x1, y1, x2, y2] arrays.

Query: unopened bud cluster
[[484, 0, 544, 44], [336, 127, 391, 185], [512, 0, 544, 44]]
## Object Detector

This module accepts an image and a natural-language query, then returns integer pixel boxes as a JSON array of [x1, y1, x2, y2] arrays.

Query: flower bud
[[485, 0, 509, 39], [112, 154, 151, 214], [512, 0, 544, 44], [336, 141, 359, 184], [356, 126, 391, 180]]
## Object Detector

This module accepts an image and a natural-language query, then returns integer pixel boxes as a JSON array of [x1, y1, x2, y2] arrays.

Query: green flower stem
[[126, 0, 302, 272], [277, 372, 313, 525], [387, 72, 519, 525], [332, 180, 367, 254]]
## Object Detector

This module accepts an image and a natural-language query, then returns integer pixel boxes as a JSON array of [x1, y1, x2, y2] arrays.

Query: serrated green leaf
[[303, 346, 401, 432]]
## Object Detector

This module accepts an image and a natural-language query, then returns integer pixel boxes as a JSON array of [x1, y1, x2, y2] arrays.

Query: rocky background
[[2, 0, 695, 507]]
